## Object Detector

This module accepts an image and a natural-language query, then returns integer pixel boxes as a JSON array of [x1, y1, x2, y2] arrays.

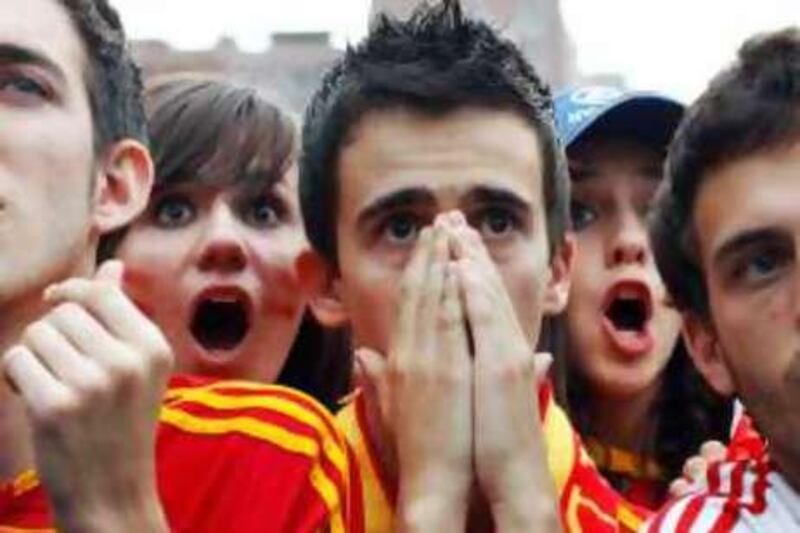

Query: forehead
[[0, 0, 87, 82], [338, 107, 544, 208], [694, 142, 800, 262]]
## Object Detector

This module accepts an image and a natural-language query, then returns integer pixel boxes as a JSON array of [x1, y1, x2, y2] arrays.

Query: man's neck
[[0, 289, 57, 482], [0, 388, 35, 482], [0, 249, 97, 482]]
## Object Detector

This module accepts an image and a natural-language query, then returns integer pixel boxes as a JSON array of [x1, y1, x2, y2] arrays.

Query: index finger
[[44, 278, 166, 353], [392, 226, 434, 359]]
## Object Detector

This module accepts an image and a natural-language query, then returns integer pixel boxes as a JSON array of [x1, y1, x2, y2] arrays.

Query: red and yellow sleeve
[[336, 393, 391, 533], [539, 382, 651, 533], [337, 381, 649, 533], [157, 375, 357, 533], [0, 470, 54, 532]]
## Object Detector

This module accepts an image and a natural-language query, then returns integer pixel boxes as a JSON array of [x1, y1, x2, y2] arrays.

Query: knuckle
[[106, 350, 146, 388], [437, 304, 462, 332], [89, 281, 117, 306], [34, 391, 80, 428], [491, 349, 534, 383], [22, 321, 48, 344], [74, 369, 113, 401], [140, 329, 174, 370], [51, 301, 82, 323]]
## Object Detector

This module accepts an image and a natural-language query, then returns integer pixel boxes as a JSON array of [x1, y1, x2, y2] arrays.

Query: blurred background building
[[132, 0, 593, 114]]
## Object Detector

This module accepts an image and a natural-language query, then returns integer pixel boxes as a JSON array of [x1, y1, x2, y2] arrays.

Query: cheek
[[711, 285, 795, 391], [116, 230, 188, 316], [338, 253, 400, 351], [496, 246, 550, 342], [252, 231, 306, 287], [251, 233, 310, 320]]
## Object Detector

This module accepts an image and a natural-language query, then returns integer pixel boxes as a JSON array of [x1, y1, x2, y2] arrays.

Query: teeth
[[617, 288, 642, 300], [208, 296, 241, 304]]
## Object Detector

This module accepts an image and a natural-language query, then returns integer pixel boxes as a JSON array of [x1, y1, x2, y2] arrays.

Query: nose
[[196, 203, 247, 273], [607, 209, 649, 267]]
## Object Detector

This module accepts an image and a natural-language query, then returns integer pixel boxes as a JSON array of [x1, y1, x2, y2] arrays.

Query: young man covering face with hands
[[301, 1, 649, 530]]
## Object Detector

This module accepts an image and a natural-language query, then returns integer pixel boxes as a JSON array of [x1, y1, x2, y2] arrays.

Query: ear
[[296, 249, 348, 328], [543, 232, 575, 316], [682, 312, 735, 396], [91, 139, 154, 234]]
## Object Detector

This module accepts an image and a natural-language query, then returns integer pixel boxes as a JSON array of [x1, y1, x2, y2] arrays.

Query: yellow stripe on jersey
[[167, 381, 334, 419], [565, 487, 618, 533], [336, 399, 394, 533], [165, 388, 347, 474], [10, 470, 38, 497], [160, 406, 346, 533], [542, 399, 578, 493], [617, 503, 645, 532]]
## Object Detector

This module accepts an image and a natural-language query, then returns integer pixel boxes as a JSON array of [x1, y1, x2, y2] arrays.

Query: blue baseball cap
[[554, 86, 685, 149]]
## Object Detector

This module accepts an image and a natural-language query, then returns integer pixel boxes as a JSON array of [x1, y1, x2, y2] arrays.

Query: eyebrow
[[713, 227, 790, 267], [463, 185, 532, 214], [356, 187, 437, 225], [0, 43, 66, 83]]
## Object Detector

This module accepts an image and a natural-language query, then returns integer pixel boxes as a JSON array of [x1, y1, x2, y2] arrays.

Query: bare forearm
[[492, 493, 561, 533], [397, 489, 469, 533], [489, 454, 562, 533], [51, 477, 169, 533]]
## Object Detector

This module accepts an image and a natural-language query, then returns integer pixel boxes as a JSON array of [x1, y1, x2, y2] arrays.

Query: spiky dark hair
[[300, 0, 569, 265]]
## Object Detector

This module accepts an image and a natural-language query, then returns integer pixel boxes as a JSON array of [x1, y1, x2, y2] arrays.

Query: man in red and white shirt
[[646, 27, 800, 532]]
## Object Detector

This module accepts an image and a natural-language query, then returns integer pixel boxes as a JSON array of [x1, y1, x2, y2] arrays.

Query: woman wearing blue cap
[[553, 86, 733, 509]]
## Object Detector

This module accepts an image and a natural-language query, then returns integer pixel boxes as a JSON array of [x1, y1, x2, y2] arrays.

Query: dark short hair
[[144, 76, 296, 193], [97, 76, 297, 260], [299, 0, 569, 265], [58, 0, 147, 150], [650, 27, 800, 318]]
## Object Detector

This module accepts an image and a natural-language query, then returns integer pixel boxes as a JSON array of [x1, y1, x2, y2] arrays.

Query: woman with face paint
[[553, 86, 733, 509], [109, 76, 351, 409]]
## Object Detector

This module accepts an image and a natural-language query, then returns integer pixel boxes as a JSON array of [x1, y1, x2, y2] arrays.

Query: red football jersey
[[336, 380, 649, 532], [0, 375, 360, 533]]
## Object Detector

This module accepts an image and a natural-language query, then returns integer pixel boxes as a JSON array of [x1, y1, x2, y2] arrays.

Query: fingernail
[[42, 284, 59, 301]]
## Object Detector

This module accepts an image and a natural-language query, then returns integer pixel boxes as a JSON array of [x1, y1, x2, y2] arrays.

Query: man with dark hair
[[646, 27, 800, 531], [0, 2, 354, 532], [301, 1, 647, 530]]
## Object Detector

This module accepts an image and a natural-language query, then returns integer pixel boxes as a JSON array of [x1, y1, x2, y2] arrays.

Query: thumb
[[533, 352, 553, 384], [95, 259, 125, 286], [354, 347, 388, 391]]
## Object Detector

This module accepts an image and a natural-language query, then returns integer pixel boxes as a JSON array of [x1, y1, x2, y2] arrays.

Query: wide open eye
[[475, 207, 520, 240], [243, 196, 284, 229], [153, 194, 196, 229], [569, 200, 598, 231], [380, 212, 421, 246]]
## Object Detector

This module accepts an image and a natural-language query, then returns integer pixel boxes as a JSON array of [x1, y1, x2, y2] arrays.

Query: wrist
[[53, 475, 168, 533], [492, 496, 561, 533], [397, 487, 469, 533], [486, 460, 561, 533]]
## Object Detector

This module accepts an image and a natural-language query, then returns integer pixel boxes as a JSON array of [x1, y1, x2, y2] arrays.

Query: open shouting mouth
[[601, 280, 654, 358], [190, 287, 252, 352]]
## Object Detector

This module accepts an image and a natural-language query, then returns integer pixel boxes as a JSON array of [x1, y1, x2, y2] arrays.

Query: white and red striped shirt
[[644, 458, 800, 532]]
